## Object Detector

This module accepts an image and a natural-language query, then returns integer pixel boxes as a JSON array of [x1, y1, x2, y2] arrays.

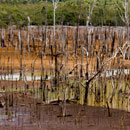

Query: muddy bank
[[0, 104, 130, 130]]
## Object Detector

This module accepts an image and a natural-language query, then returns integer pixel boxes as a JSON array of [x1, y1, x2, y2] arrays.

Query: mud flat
[[0, 103, 130, 130]]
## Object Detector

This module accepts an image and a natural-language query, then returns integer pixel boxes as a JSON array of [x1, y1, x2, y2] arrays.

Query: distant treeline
[[0, 0, 66, 3], [0, 0, 128, 27]]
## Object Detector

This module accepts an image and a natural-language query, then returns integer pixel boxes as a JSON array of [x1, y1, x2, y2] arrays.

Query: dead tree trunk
[[19, 30, 23, 80], [1, 29, 6, 47], [84, 73, 89, 104]]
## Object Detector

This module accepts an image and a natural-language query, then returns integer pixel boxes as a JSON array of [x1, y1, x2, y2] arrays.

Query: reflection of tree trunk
[[80, 49, 83, 77], [96, 78, 101, 102], [32, 35, 35, 51], [40, 54, 43, 89], [50, 45, 53, 75], [84, 82, 89, 104], [55, 54, 58, 87], [111, 32, 115, 54], [20, 57, 22, 80], [84, 71, 89, 104]]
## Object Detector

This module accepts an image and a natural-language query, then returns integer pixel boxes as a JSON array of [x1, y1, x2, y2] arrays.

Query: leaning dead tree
[[82, 43, 130, 104]]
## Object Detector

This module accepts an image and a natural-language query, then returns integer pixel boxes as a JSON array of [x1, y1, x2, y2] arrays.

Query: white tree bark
[[27, 16, 30, 26], [86, 0, 97, 27], [52, 0, 59, 39]]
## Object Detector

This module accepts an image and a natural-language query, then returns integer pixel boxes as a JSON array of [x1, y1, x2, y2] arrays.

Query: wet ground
[[0, 103, 130, 130]]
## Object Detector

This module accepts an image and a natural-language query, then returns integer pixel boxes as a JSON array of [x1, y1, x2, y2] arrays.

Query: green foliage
[[0, 0, 129, 27]]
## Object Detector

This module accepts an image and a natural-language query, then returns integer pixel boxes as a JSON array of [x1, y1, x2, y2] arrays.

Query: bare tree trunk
[[84, 79, 89, 104], [52, 0, 59, 88], [19, 30, 23, 80], [75, 0, 82, 54], [1, 28, 6, 47]]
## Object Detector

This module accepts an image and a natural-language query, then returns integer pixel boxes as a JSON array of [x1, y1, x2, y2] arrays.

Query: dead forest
[[0, 25, 130, 129]]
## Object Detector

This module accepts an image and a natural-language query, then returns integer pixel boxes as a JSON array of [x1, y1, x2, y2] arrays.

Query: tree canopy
[[0, 0, 129, 27]]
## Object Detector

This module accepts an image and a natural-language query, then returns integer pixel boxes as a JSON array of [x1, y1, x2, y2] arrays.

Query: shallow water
[[0, 69, 129, 114], [0, 69, 129, 81], [0, 105, 130, 130]]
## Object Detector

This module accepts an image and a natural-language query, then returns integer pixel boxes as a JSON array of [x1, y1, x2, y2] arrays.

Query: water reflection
[[0, 69, 129, 81]]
